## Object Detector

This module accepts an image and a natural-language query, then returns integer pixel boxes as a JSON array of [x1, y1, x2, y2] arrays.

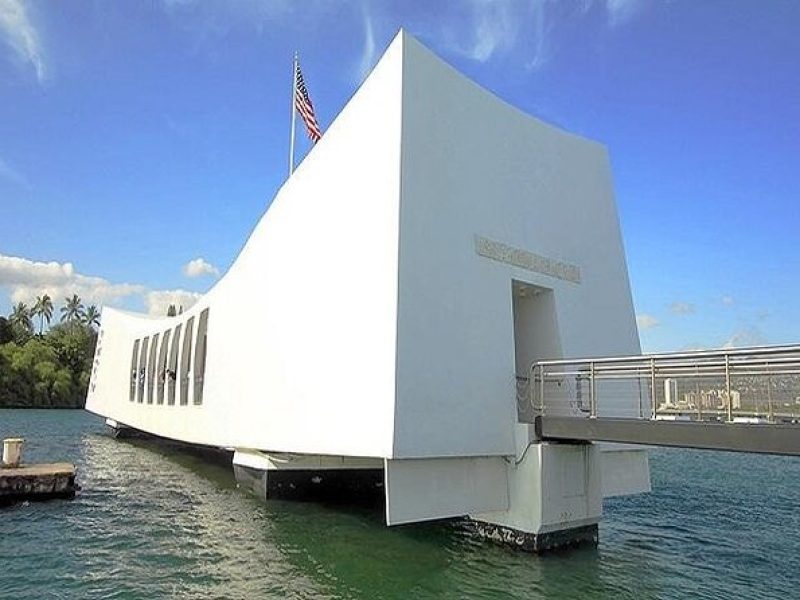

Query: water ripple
[[2, 410, 800, 599]]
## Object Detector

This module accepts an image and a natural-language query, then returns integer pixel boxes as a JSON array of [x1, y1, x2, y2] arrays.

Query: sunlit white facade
[[86, 31, 650, 551]]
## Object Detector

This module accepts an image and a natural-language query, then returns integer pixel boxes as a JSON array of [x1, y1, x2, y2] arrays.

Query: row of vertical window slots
[[129, 308, 209, 406]]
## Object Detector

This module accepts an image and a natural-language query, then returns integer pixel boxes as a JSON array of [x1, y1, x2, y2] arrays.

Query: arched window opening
[[138, 337, 149, 403], [147, 333, 159, 404], [180, 317, 194, 406], [129, 339, 140, 402], [193, 309, 209, 405], [157, 329, 171, 405], [168, 324, 181, 406]]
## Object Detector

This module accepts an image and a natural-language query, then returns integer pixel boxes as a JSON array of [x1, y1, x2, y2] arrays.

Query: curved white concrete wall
[[87, 32, 641, 465], [87, 38, 404, 458], [393, 37, 640, 458]]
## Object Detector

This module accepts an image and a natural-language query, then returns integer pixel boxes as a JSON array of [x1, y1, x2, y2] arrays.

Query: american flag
[[294, 60, 322, 143]]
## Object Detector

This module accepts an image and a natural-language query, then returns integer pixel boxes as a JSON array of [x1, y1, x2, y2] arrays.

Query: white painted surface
[[384, 456, 509, 525], [393, 36, 642, 457], [87, 37, 405, 458], [472, 442, 603, 535], [2, 438, 24, 467], [86, 31, 650, 528], [233, 451, 382, 472]]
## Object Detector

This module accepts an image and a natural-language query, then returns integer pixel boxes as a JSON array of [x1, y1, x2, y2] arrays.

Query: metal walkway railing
[[522, 345, 800, 456], [528, 344, 800, 422]]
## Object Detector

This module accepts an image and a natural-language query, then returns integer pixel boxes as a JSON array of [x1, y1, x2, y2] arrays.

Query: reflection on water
[[1, 410, 799, 599]]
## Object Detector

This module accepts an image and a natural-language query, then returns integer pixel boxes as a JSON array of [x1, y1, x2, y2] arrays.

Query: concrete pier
[[0, 463, 78, 506]]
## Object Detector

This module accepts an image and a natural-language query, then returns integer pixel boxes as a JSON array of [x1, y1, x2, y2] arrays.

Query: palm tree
[[82, 305, 101, 329], [60, 294, 84, 323], [9, 302, 33, 332], [32, 293, 54, 334]]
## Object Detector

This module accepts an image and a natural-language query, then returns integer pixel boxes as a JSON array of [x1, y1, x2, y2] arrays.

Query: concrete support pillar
[[471, 427, 602, 552], [232, 450, 384, 503], [233, 461, 270, 501]]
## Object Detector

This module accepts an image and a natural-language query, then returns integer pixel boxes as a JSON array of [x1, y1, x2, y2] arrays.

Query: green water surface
[[1, 410, 798, 599]]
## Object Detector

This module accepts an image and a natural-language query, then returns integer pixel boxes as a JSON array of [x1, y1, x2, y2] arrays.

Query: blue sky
[[0, 0, 798, 352]]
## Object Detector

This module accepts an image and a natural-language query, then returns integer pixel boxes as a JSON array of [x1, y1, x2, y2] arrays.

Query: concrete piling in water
[[3, 437, 24, 467]]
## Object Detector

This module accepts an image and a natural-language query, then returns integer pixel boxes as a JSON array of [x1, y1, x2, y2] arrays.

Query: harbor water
[[1, 409, 799, 599]]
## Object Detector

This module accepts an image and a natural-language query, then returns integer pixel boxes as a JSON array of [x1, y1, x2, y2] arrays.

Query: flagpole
[[289, 52, 298, 176]]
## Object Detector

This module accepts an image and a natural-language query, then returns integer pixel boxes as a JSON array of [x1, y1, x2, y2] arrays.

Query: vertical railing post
[[650, 358, 657, 420], [766, 361, 773, 423], [696, 365, 702, 422], [637, 366, 644, 419], [539, 364, 545, 416], [725, 354, 732, 422], [589, 361, 596, 418]]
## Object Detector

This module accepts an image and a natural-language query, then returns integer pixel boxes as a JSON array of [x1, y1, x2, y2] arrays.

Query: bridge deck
[[535, 416, 800, 456]]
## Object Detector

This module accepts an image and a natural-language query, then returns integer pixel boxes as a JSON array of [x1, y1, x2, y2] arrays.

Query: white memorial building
[[86, 31, 650, 552]]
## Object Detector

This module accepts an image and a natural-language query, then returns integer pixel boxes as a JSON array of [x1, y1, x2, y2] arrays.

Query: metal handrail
[[529, 344, 800, 423], [533, 344, 800, 367]]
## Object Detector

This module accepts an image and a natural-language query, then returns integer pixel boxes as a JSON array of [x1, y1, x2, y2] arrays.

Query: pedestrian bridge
[[521, 345, 800, 456]]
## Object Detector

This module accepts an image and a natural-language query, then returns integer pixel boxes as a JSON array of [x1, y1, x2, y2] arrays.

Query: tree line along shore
[[0, 294, 98, 409]]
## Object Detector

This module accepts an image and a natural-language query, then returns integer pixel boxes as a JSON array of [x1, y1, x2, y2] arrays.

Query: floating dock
[[0, 463, 78, 506]]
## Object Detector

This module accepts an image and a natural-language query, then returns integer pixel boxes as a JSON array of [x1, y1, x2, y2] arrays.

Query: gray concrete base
[[536, 415, 800, 456], [233, 464, 269, 501], [233, 464, 384, 506], [0, 463, 78, 507], [472, 520, 599, 553], [105, 419, 146, 440]]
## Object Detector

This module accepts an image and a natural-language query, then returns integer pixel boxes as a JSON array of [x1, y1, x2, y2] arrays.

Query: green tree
[[0, 316, 12, 344], [0, 339, 78, 407], [60, 294, 84, 323], [47, 322, 96, 378], [0, 312, 98, 409], [82, 305, 101, 329], [10, 302, 33, 335], [32, 293, 54, 335]]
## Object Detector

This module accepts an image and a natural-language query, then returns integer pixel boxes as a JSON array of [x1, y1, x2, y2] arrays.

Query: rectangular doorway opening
[[512, 281, 562, 420]]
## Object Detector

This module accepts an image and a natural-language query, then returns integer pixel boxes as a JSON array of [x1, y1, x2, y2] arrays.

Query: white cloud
[[636, 313, 659, 330], [182, 257, 219, 278], [669, 301, 695, 315], [159, 0, 338, 39], [527, 0, 553, 70], [680, 344, 707, 352], [145, 289, 201, 317], [722, 327, 767, 350], [604, 0, 645, 26], [356, 1, 378, 82], [438, 0, 646, 70], [0, 0, 45, 83], [439, 0, 529, 64], [721, 295, 734, 306], [0, 254, 144, 309], [0, 253, 201, 317], [0, 156, 30, 189], [468, 0, 522, 63]]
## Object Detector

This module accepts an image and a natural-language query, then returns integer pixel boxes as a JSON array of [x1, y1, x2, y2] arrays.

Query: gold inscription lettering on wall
[[474, 236, 581, 284]]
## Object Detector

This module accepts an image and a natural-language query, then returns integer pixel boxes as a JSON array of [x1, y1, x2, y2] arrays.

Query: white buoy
[[2, 438, 24, 468]]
